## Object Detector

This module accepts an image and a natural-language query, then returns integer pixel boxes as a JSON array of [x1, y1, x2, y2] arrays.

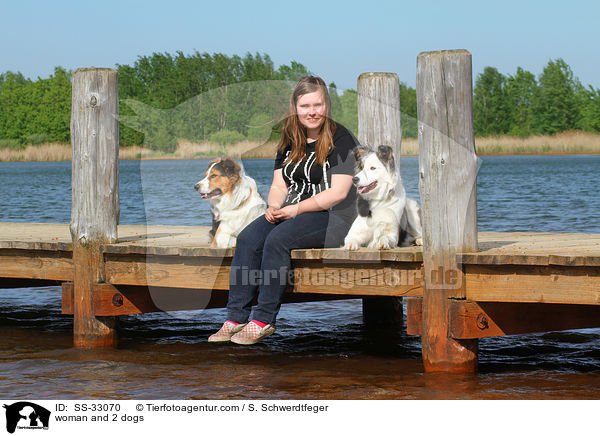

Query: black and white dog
[[343, 145, 423, 250]]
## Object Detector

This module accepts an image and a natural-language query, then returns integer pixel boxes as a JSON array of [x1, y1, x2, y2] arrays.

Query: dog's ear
[[206, 158, 221, 172], [353, 145, 370, 161], [377, 145, 395, 171], [376, 145, 394, 162], [220, 158, 241, 177], [353, 145, 370, 170]]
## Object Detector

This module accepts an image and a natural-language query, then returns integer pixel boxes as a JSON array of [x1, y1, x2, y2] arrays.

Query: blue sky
[[2, 0, 599, 91]]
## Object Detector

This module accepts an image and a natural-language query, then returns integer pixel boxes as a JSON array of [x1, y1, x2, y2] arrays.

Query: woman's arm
[[272, 174, 353, 220], [267, 169, 287, 208], [266, 169, 288, 223]]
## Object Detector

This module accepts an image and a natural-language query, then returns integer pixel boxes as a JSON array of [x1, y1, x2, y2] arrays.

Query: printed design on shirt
[[281, 150, 330, 205]]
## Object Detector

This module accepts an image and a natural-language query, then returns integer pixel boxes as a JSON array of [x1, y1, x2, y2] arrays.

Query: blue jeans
[[226, 211, 351, 324]]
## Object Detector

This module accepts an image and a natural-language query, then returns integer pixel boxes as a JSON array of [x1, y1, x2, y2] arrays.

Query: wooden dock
[[3, 54, 600, 373], [2, 222, 599, 329]]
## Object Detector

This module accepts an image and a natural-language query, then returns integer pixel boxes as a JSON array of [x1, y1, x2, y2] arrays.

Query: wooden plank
[[62, 282, 222, 315], [61, 282, 223, 315], [291, 247, 422, 262], [104, 254, 231, 290], [61, 282, 359, 316], [465, 264, 600, 305], [461, 232, 600, 266], [1, 223, 599, 266], [0, 249, 72, 281], [0, 222, 72, 251], [106, 254, 425, 297], [94, 283, 218, 316], [417, 49, 479, 373], [292, 262, 423, 296], [407, 299, 600, 338], [450, 301, 600, 339], [104, 225, 219, 256]]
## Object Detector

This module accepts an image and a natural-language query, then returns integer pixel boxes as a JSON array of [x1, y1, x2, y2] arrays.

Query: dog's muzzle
[[357, 181, 378, 195]]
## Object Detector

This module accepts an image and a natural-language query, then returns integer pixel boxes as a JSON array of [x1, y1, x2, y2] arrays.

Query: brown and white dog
[[194, 158, 266, 248]]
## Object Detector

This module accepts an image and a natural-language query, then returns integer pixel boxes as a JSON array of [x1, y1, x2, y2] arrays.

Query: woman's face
[[295, 90, 327, 134]]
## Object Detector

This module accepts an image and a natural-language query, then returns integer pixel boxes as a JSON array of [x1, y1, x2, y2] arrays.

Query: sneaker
[[230, 321, 275, 345], [208, 321, 248, 342]]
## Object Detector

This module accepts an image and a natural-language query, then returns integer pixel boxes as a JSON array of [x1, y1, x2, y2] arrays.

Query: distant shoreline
[[1, 131, 599, 162]]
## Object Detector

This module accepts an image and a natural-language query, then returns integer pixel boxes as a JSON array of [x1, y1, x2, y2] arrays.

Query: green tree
[[505, 67, 538, 136], [473, 67, 511, 136], [0, 72, 30, 141], [277, 61, 310, 83], [530, 58, 582, 134], [337, 89, 358, 135], [399, 82, 417, 138], [247, 113, 275, 143], [580, 86, 600, 133], [36, 67, 71, 142], [1, 52, 312, 149], [329, 82, 343, 122]]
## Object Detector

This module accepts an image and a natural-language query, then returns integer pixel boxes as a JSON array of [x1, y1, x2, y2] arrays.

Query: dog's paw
[[211, 235, 236, 248], [343, 240, 360, 251], [368, 237, 395, 250]]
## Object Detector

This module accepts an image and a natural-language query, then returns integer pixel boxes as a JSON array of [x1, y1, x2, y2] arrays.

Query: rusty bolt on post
[[476, 313, 489, 330], [112, 293, 124, 307]]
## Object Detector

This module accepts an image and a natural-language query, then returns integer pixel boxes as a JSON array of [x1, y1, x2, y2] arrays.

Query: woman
[[208, 76, 358, 345]]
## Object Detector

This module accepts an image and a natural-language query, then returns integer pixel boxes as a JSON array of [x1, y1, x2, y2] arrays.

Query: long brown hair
[[277, 76, 336, 166]]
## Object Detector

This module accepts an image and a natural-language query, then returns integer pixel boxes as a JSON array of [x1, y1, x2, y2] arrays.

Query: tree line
[[0, 52, 362, 151], [474, 58, 600, 136], [0, 52, 598, 152]]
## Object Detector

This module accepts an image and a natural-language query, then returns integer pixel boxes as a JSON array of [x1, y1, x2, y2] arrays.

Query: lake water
[[1, 155, 600, 399]]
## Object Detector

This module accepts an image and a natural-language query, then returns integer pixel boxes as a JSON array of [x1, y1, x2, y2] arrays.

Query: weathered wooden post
[[416, 50, 479, 372], [358, 72, 403, 157], [357, 72, 403, 328], [70, 68, 120, 348]]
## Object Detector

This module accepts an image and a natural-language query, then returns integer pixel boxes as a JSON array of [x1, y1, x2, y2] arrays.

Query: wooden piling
[[357, 72, 403, 160], [416, 50, 479, 372], [357, 72, 404, 328], [70, 68, 120, 348]]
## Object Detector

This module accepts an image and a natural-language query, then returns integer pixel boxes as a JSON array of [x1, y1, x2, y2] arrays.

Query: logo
[[3, 402, 50, 434]]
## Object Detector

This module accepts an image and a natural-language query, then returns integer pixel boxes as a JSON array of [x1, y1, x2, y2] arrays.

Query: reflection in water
[[2, 287, 600, 399]]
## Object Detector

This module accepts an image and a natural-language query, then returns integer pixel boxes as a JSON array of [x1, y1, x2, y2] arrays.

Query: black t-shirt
[[273, 122, 358, 225]]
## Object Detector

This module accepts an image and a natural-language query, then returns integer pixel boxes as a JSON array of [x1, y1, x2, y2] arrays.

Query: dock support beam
[[417, 50, 479, 372], [70, 68, 120, 348], [357, 72, 404, 328]]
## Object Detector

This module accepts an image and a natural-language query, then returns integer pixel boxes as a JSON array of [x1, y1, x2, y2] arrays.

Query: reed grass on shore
[[1, 131, 600, 162], [401, 130, 600, 156], [0, 143, 72, 162]]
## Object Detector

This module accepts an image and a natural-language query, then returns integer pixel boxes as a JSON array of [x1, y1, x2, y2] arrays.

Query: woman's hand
[[271, 204, 299, 221], [265, 206, 280, 224]]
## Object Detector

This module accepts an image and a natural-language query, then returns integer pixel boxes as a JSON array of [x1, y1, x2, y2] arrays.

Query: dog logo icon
[[3, 402, 50, 434]]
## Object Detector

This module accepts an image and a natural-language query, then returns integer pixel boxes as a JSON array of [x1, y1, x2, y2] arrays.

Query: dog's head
[[352, 145, 397, 198], [194, 157, 241, 201]]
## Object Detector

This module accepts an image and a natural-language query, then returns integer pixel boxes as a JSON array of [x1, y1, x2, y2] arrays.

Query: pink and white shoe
[[230, 321, 275, 345], [208, 321, 248, 342]]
